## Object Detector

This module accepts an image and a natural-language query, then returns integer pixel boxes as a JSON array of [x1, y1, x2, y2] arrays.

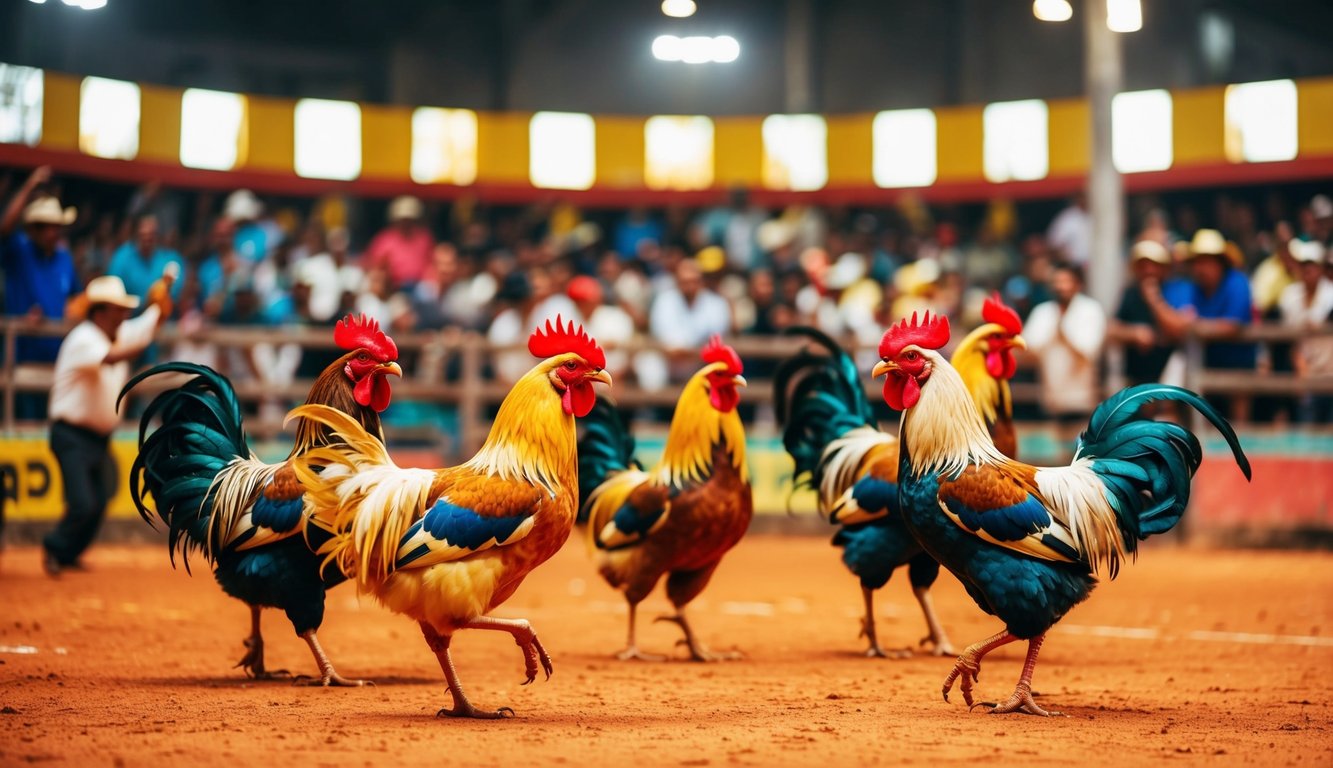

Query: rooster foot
[[865, 644, 912, 659], [942, 656, 981, 708], [654, 615, 741, 662], [517, 634, 554, 685], [235, 637, 290, 680], [920, 635, 957, 657], [293, 672, 374, 688], [437, 704, 516, 720], [972, 687, 1062, 717], [614, 646, 667, 662]]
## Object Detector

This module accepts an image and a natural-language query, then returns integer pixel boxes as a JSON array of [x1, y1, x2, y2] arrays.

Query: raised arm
[[1, 166, 51, 236]]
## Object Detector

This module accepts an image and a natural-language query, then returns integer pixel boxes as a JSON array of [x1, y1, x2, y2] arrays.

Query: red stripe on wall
[[4, 143, 1333, 208]]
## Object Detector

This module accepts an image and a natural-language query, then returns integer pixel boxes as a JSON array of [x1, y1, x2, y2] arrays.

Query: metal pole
[[2, 320, 15, 434], [1085, 0, 1125, 313]]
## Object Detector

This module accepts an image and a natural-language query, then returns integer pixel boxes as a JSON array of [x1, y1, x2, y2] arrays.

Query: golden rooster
[[578, 336, 752, 661], [774, 295, 1025, 657], [290, 317, 611, 718], [122, 314, 401, 685]]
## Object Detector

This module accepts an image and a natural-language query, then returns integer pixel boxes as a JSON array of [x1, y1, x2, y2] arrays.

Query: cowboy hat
[[1130, 239, 1171, 264], [84, 275, 141, 310], [23, 196, 76, 226], [1187, 228, 1243, 268]]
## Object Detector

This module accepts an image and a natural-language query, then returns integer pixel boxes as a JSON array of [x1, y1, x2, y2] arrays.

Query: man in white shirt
[[1024, 264, 1106, 424], [1046, 194, 1092, 268], [648, 258, 732, 383], [43, 274, 171, 576]]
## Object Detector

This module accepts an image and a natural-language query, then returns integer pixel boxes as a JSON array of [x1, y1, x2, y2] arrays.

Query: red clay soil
[[0, 537, 1329, 767]]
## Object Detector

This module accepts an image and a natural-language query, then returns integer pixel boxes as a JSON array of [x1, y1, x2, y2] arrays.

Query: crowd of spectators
[[2, 164, 1332, 426]]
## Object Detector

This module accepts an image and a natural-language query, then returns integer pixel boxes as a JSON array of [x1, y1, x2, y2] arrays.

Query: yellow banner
[[2, 436, 142, 522]]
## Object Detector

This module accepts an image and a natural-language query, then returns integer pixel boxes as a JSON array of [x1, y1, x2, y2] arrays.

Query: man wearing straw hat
[[41, 271, 173, 576], [1, 167, 83, 418], [1141, 228, 1256, 418]]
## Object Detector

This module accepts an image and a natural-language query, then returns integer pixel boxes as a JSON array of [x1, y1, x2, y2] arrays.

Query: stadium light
[[1106, 0, 1142, 32], [1032, 0, 1072, 22], [652, 34, 741, 64], [661, 0, 696, 18]]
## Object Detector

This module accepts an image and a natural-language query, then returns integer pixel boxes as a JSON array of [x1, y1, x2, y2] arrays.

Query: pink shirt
[[365, 225, 435, 288]]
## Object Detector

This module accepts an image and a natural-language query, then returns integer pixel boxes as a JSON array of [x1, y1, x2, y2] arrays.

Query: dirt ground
[[0, 536, 1329, 767]]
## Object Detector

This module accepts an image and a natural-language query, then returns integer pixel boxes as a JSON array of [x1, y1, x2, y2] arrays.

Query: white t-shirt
[[1277, 279, 1333, 327], [49, 305, 161, 435], [1047, 205, 1092, 267], [1024, 294, 1106, 415]]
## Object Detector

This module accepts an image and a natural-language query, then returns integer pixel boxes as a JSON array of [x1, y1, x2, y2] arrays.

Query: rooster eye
[[563, 361, 578, 370], [904, 351, 919, 361], [357, 352, 369, 361]]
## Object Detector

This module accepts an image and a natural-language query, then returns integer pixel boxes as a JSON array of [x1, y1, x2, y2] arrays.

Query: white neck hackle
[[900, 349, 1009, 477]]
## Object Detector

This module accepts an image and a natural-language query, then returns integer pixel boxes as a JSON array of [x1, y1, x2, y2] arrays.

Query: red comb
[[700, 334, 743, 374], [334, 313, 398, 361], [528, 315, 606, 369], [878, 311, 951, 358], [981, 293, 1023, 335]]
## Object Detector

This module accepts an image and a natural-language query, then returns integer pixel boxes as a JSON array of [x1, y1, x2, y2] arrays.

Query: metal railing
[[3, 317, 1332, 459]]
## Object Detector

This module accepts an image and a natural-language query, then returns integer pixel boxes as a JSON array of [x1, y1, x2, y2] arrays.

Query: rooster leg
[[292, 631, 373, 687], [616, 602, 666, 661], [235, 606, 290, 679], [420, 622, 514, 720], [859, 587, 909, 659], [460, 616, 554, 684], [975, 634, 1062, 717], [942, 630, 1017, 708], [654, 613, 742, 662], [912, 586, 956, 657]]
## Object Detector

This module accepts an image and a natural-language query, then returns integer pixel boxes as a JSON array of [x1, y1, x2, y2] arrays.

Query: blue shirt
[[1, 231, 80, 362], [1180, 268, 1256, 369], [234, 223, 270, 263], [106, 242, 185, 307]]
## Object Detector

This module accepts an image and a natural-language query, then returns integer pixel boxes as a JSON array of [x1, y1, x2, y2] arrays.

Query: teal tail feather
[[576, 398, 640, 523]]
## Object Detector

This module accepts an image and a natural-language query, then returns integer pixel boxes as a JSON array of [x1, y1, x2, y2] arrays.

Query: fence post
[[457, 333, 484, 458], [2, 321, 14, 434]]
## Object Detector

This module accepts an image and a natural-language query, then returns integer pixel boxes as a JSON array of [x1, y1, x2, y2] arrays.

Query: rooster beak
[[872, 360, 896, 378], [588, 369, 613, 387], [732, 375, 747, 387], [379, 361, 403, 377], [1008, 335, 1027, 351]]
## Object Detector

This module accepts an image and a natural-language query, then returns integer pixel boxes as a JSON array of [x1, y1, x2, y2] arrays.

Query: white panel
[[529, 112, 596, 190], [0, 64, 43, 146], [1112, 89, 1172, 173], [1225, 79, 1298, 163], [982, 99, 1049, 183], [645, 115, 714, 191], [180, 88, 245, 171], [411, 107, 478, 185], [294, 99, 362, 181], [79, 76, 140, 160], [761, 114, 828, 191], [873, 109, 937, 188]]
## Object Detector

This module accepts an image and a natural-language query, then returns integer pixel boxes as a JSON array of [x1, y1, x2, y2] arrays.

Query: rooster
[[579, 336, 751, 661], [773, 295, 1025, 657], [875, 312, 1250, 715], [288, 317, 610, 719], [119, 314, 401, 685]]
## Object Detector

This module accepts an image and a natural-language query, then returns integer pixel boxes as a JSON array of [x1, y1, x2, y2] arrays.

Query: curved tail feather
[[773, 327, 884, 508], [119, 363, 252, 570], [1076, 384, 1251, 553]]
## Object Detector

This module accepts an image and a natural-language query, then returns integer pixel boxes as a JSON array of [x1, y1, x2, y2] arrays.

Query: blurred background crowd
[[3, 167, 1331, 425]]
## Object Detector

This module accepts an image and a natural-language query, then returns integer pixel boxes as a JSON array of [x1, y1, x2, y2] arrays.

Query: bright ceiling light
[[1107, 0, 1142, 32], [661, 0, 696, 18], [713, 35, 740, 63], [652, 35, 683, 62], [61, 0, 107, 8], [1032, 0, 1072, 22], [652, 34, 740, 64]]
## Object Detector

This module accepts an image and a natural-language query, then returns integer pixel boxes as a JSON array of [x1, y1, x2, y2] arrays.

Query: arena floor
[[0, 536, 1328, 767]]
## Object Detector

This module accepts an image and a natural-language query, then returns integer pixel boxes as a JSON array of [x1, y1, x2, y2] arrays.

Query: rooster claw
[[942, 657, 980, 708], [972, 690, 1062, 717], [292, 673, 374, 688], [437, 705, 515, 720]]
